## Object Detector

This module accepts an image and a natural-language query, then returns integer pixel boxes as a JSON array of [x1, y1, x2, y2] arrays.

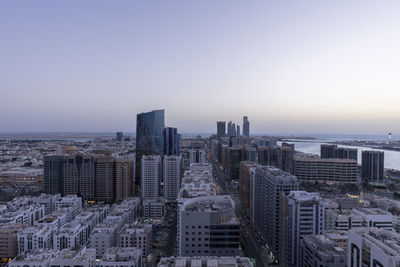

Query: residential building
[[348, 228, 400, 267], [141, 155, 161, 199], [50, 247, 96, 267], [115, 157, 135, 202], [98, 247, 143, 267], [7, 249, 60, 267], [280, 191, 325, 267], [43, 155, 64, 195], [254, 166, 298, 260], [178, 195, 240, 257], [243, 116, 249, 137], [18, 225, 53, 253], [164, 127, 179, 156], [164, 155, 182, 201], [95, 155, 115, 203], [190, 149, 206, 164], [143, 197, 166, 219], [0, 223, 27, 259], [362, 151, 385, 184], [118, 224, 153, 256], [217, 121, 226, 138], [158, 256, 254, 267]]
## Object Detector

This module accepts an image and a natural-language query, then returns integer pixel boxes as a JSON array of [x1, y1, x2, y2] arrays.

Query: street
[[210, 157, 273, 267]]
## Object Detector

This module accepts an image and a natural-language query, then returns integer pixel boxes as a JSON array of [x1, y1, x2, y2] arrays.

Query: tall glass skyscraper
[[136, 109, 165, 187], [163, 127, 179, 156]]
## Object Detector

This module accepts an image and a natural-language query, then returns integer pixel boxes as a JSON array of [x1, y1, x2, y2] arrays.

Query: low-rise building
[[18, 225, 53, 253], [158, 256, 254, 267], [352, 208, 393, 230], [7, 249, 60, 267], [0, 223, 27, 259], [98, 247, 143, 267], [143, 198, 166, 219], [49, 247, 96, 267], [118, 224, 153, 256], [348, 228, 400, 267]]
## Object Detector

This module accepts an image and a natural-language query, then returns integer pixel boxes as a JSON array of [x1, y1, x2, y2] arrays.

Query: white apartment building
[[143, 198, 166, 219], [118, 224, 153, 256], [325, 209, 363, 231], [18, 225, 53, 253], [158, 256, 254, 267], [53, 222, 89, 250], [98, 247, 143, 267], [141, 155, 161, 199], [280, 191, 325, 267], [190, 149, 206, 164], [49, 247, 96, 267], [178, 195, 240, 257], [0, 204, 45, 226], [7, 249, 60, 267], [348, 228, 400, 267], [352, 208, 393, 230]]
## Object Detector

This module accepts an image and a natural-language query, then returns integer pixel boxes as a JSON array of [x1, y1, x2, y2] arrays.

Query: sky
[[1, 0, 400, 135]]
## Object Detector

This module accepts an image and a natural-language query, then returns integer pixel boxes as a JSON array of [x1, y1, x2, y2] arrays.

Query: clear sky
[[1, 0, 400, 134]]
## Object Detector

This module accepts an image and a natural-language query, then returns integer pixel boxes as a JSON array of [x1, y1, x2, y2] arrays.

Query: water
[[282, 140, 400, 170]]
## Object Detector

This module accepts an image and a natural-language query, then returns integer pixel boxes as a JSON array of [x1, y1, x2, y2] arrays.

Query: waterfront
[[284, 140, 400, 170]]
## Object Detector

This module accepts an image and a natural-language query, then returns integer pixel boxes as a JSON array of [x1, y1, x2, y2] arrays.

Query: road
[[210, 157, 273, 267]]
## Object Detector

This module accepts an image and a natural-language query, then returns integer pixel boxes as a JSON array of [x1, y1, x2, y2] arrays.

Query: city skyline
[[2, 1, 400, 134]]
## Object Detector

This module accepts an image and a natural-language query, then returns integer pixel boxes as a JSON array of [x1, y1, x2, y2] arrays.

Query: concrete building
[[90, 221, 121, 258], [53, 222, 89, 250], [239, 161, 257, 216], [362, 151, 385, 184], [320, 144, 338, 159], [55, 195, 82, 222], [95, 155, 115, 203], [7, 249, 60, 267], [141, 155, 161, 199], [18, 225, 53, 253], [0, 204, 45, 226], [119, 224, 153, 256], [300, 233, 347, 267], [280, 191, 325, 267], [178, 195, 240, 257], [190, 149, 206, 164], [293, 156, 358, 183], [143, 197, 166, 219], [115, 157, 135, 201], [348, 228, 400, 267], [99, 247, 143, 267], [254, 166, 298, 260], [352, 208, 393, 230], [248, 166, 257, 223], [164, 155, 182, 201], [0, 223, 27, 260], [325, 209, 363, 231], [158, 256, 254, 267], [50, 247, 96, 267]]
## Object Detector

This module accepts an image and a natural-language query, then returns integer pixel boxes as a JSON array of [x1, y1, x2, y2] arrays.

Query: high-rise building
[[63, 154, 96, 201], [280, 143, 295, 174], [227, 147, 245, 180], [115, 157, 135, 202], [43, 155, 64, 195], [254, 166, 298, 261], [337, 147, 358, 161], [227, 121, 233, 137], [239, 161, 257, 216], [294, 156, 358, 183], [116, 132, 123, 142], [141, 155, 161, 199], [321, 144, 358, 161], [190, 149, 206, 164], [163, 127, 179, 156], [280, 191, 325, 267], [216, 121, 226, 138], [164, 155, 182, 201], [178, 195, 240, 257], [95, 156, 115, 203], [243, 116, 249, 137], [136, 109, 165, 186], [361, 150, 384, 184], [320, 144, 338, 158], [236, 125, 240, 136]]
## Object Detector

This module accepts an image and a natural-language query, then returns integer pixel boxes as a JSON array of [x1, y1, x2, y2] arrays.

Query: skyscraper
[[362, 150, 384, 183], [254, 166, 298, 261], [141, 155, 161, 199], [115, 157, 135, 202], [320, 144, 338, 158], [136, 110, 165, 186], [63, 154, 96, 201], [236, 125, 240, 136], [216, 121, 226, 138], [280, 191, 325, 267], [43, 155, 64, 194], [163, 155, 181, 201], [243, 116, 249, 137], [116, 132, 123, 142], [95, 156, 115, 203], [163, 127, 179, 156]]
